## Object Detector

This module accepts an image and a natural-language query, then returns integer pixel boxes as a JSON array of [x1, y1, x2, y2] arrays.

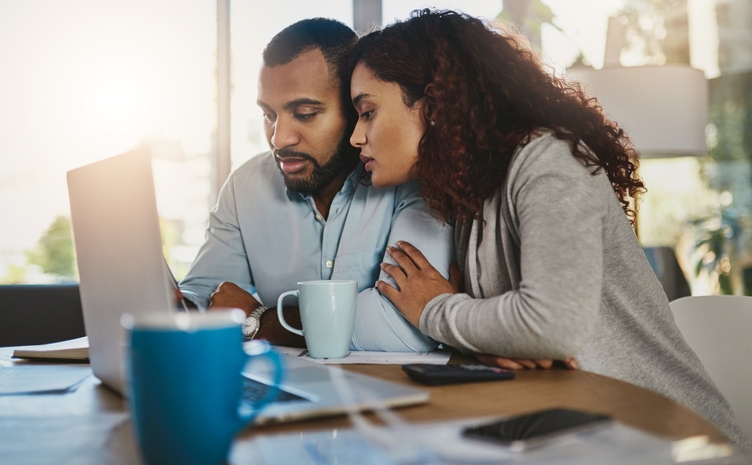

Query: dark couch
[[0, 284, 86, 347]]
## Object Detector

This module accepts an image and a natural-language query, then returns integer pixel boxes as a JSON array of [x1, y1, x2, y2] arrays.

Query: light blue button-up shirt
[[180, 152, 454, 352]]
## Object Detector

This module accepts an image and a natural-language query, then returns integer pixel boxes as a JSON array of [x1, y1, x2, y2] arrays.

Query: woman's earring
[[429, 120, 436, 126]]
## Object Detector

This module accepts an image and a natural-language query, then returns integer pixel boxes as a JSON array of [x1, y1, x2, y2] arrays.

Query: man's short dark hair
[[263, 18, 357, 75]]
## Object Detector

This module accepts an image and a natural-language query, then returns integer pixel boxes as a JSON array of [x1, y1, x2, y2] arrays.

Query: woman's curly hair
[[349, 9, 645, 224]]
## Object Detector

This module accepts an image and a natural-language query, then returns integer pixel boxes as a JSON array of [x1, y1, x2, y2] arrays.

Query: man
[[179, 18, 453, 352]]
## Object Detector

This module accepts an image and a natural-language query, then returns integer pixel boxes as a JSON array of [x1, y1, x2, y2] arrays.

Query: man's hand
[[256, 306, 306, 348], [378, 241, 461, 327], [474, 353, 579, 370], [173, 289, 197, 310], [209, 282, 306, 347], [174, 289, 185, 306], [209, 282, 262, 315]]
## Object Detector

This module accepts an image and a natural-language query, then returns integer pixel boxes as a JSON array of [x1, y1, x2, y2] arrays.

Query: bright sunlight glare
[[78, 62, 149, 131]]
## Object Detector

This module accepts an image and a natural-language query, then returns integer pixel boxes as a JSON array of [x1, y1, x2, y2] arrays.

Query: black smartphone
[[462, 408, 613, 451], [401, 363, 515, 385]]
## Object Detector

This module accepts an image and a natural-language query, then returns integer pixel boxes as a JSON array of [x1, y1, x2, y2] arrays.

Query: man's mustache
[[273, 149, 315, 162]]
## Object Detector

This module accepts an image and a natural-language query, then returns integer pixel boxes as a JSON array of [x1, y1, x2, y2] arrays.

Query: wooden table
[[253, 363, 729, 442], [0, 348, 734, 464]]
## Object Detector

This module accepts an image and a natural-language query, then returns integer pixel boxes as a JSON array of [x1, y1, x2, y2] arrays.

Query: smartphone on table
[[401, 363, 515, 386], [462, 407, 613, 452]]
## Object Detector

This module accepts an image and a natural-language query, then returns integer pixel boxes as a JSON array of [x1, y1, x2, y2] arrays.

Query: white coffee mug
[[277, 280, 357, 358]]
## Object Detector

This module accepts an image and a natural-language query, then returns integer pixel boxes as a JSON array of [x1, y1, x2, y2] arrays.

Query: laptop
[[66, 149, 429, 425]]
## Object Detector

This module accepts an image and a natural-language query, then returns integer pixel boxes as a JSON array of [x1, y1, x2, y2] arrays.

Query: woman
[[348, 8, 750, 456]]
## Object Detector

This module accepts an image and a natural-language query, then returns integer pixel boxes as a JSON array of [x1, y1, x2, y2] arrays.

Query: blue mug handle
[[237, 339, 284, 425]]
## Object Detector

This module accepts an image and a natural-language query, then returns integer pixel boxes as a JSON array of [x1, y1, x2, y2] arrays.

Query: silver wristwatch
[[242, 306, 269, 340]]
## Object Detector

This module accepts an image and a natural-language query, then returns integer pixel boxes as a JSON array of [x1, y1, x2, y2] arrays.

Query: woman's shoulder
[[508, 130, 591, 180], [504, 129, 612, 214], [516, 130, 577, 162]]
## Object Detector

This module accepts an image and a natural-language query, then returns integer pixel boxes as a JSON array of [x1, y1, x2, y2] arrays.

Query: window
[[0, 0, 216, 283], [3, 0, 750, 296]]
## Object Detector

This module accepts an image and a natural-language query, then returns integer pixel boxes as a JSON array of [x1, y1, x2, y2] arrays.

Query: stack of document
[[11, 337, 89, 362]]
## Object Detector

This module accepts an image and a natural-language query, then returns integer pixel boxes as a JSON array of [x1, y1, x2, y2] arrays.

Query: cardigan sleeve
[[419, 135, 611, 359]]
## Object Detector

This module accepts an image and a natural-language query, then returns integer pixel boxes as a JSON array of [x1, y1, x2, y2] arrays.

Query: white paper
[[251, 420, 721, 465], [12, 336, 89, 352], [0, 413, 128, 465], [11, 336, 89, 360], [267, 345, 451, 365], [0, 365, 92, 395]]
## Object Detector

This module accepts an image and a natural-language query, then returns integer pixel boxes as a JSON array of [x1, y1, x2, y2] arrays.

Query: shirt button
[[315, 214, 324, 222], [325, 260, 334, 268]]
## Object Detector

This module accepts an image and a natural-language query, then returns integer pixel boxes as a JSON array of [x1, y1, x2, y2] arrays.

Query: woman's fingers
[[380, 261, 406, 280], [376, 280, 398, 301], [511, 358, 537, 370], [474, 353, 524, 370], [394, 241, 432, 269], [491, 358, 526, 370], [386, 245, 418, 274], [474, 353, 564, 371], [562, 357, 579, 370], [534, 359, 554, 369], [448, 262, 463, 292]]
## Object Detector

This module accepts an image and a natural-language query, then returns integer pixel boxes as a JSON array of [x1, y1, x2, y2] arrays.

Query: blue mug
[[123, 309, 283, 465]]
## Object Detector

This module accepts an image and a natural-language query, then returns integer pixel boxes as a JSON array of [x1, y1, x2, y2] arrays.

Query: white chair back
[[670, 295, 752, 440]]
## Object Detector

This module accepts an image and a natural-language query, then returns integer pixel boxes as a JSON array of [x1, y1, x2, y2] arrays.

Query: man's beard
[[275, 134, 358, 193]]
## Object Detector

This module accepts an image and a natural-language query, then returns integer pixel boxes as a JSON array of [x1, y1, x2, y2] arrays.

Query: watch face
[[242, 317, 258, 336]]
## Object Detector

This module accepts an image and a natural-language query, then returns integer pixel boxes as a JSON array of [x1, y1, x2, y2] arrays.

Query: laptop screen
[[67, 149, 174, 394]]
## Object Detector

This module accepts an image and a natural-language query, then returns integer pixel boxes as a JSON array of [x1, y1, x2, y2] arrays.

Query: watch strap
[[250, 305, 269, 320], [244, 306, 269, 340]]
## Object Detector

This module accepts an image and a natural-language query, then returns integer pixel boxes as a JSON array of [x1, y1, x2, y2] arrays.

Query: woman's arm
[[383, 135, 610, 360], [380, 241, 575, 370]]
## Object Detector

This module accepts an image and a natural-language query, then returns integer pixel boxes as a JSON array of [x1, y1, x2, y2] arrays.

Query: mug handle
[[277, 290, 304, 336], [237, 340, 283, 425]]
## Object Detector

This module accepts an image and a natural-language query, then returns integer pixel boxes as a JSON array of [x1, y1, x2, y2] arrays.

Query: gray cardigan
[[420, 132, 751, 457]]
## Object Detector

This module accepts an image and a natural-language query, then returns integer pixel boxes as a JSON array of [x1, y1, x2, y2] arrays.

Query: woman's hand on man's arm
[[377, 241, 461, 327]]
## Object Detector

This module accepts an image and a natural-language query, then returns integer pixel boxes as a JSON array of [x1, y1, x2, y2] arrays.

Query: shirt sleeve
[[419, 139, 608, 359], [350, 181, 455, 352], [179, 174, 256, 310]]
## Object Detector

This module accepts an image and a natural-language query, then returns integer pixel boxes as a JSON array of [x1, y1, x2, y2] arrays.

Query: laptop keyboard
[[242, 376, 308, 405]]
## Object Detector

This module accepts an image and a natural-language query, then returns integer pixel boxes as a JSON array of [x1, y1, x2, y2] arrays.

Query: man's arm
[[347, 181, 455, 352], [208, 281, 305, 347], [255, 306, 306, 347], [179, 168, 257, 310]]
